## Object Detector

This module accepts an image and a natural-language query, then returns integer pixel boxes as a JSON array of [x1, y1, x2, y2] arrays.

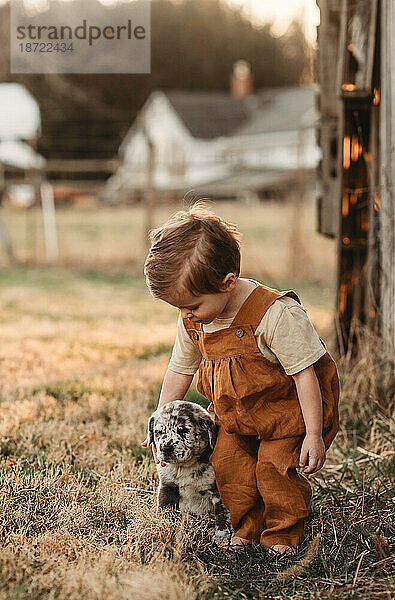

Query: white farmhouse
[[107, 65, 320, 201]]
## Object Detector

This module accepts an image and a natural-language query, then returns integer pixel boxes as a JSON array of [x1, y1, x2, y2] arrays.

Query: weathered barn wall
[[379, 0, 395, 349], [316, 0, 342, 239], [316, 0, 394, 351]]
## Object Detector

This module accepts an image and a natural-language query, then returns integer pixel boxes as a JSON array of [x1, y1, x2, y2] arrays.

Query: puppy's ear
[[147, 414, 155, 446], [206, 417, 217, 450]]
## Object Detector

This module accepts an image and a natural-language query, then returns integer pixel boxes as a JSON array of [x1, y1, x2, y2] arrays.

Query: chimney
[[231, 60, 253, 97]]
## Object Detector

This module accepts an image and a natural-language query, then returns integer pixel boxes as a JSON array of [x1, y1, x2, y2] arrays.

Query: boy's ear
[[147, 415, 155, 446], [221, 273, 237, 292]]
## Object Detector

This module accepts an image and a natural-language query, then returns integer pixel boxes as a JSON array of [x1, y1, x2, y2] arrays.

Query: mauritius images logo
[[11, 0, 151, 74]]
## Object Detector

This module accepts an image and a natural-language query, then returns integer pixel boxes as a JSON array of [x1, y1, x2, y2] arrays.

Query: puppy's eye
[[177, 427, 186, 435]]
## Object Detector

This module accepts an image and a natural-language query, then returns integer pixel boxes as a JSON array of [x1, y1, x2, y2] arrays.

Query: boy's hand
[[299, 434, 326, 474], [141, 438, 166, 467]]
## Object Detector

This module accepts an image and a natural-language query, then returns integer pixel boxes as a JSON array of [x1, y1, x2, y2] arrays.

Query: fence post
[[40, 181, 59, 261]]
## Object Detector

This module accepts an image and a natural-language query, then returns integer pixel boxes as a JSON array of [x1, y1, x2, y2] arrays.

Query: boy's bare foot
[[217, 538, 297, 555], [217, 535, 253, 550], [269, 544, 297, 556], [229, 535, 253, 549]]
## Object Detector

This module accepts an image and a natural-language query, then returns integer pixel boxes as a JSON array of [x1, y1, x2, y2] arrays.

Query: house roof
[[162, 86, 317, 140], [231, 86, 318, 136], [0, 83, 41, 141], [164, 91, 251, 139]]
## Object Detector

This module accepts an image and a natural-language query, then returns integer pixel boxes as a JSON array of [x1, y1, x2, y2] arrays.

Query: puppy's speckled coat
[[146, 400, 232, 543]]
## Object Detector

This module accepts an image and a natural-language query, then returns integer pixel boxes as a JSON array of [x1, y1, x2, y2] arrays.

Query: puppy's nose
[[161, 443, 174, 458]]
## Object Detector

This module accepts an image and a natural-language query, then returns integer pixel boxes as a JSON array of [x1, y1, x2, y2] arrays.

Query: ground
[[0, 201, 393, 599]]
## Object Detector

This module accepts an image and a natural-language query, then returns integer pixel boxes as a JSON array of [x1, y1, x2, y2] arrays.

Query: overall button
[[235, 328, 244, 339], [192, 331, 199, 341]]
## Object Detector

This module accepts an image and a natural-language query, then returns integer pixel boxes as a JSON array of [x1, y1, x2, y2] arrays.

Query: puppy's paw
[[213, 528, 232, 545]]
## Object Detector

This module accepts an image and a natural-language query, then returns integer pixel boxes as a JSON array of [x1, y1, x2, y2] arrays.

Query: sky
[[226, 0, 320, 44], [4, 0, 320, 44]]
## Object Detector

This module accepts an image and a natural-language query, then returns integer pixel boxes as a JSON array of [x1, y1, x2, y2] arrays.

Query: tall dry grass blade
[[274, 534, 321, 582]]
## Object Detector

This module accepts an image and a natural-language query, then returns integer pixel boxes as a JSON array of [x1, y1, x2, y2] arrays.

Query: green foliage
[[0, 265, 141, 290], [0, 439, 14, 458], [135, 344, 173, 361], [39, 381, 94, 404], [185, 387, 210, 409]]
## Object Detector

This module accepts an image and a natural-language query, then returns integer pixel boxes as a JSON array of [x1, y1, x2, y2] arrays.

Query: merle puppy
[[146, 400, 232, 544]]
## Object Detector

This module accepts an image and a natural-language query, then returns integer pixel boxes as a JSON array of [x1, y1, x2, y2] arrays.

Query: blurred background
[[0, 0, 393, 351]]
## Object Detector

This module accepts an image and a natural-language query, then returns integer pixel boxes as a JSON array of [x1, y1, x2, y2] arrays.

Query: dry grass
[[1, 197, 336, 285], [0, 201, 393, 599]]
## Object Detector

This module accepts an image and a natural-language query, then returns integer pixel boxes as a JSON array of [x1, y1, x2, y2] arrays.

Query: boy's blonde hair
[[144, 203, 241, 300]]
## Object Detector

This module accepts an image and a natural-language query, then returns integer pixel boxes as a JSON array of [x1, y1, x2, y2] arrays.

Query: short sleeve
[[260, 297, 326, 375], [167, 314, 202, 375]]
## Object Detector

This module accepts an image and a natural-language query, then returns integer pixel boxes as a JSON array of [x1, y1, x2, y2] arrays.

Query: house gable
[[164, 91, 251, 139]]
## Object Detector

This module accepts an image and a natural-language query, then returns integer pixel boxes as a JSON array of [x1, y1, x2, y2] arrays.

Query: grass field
[[0, 201, 393, 599], [1, 199, 336, 284]]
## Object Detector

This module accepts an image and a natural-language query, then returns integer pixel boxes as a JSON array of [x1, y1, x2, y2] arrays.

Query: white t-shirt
[[168, 295, 326, 376]]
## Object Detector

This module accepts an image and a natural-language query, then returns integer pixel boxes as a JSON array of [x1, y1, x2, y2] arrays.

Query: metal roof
[[163, 86, 317, 139], [231, 85, 318, 136], [164, 91, 251, 139]]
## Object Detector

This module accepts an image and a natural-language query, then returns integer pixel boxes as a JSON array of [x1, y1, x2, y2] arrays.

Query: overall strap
[[231, 285, 301, 331], [183, 316, 202, 344]]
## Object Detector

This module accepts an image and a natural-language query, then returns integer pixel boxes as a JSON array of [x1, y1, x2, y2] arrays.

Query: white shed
[[0, 83, 44, 170]]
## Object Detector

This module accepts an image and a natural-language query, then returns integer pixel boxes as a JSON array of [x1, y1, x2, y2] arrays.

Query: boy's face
[[164, 274, 236, 325]]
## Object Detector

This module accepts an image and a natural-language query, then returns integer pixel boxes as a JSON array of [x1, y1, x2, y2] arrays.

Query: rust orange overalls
[[184, 285, 340, 548]]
